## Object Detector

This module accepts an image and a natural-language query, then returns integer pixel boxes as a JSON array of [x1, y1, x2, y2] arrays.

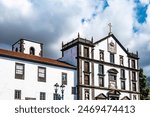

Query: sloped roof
[[94, 34, 128, 53], [0, 49, 76, 69]]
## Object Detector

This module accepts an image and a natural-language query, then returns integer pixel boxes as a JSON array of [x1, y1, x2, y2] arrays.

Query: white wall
[[23, 40, 42, 56], [0, 56, 76, 100], [13, 40, 42, 57], [94, 37, 128, 67], [60, 46, 77, 66]]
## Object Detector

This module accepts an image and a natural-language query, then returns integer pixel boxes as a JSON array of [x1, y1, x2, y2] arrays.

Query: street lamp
[[60, 84, 65, 100], [54, 83, 65, 100], [54, 83, 59, 94]]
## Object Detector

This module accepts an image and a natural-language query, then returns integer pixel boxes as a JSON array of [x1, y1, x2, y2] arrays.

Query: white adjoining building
[[0, 33, 140, 100]]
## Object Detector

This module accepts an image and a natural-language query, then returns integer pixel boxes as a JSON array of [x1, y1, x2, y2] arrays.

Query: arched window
[[15, 48, 18, 52], [30, 47, 35, 55]]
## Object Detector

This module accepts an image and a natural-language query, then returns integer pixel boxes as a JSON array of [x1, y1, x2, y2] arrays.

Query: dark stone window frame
[[84, 61, 90, 73], [38, 66, 46, 82], [62, 72, 67, 85], [84, 46, 89, 58], [98, 64, 104, 75], [99, 49, 104, 61], [121, 80, 126, 90], [120, 69, 125, 79], [131, 59, 136, 69], [15, 63, 25, 80], [132, 82, 137, 91], [132, 71, 137, 81], [108, 69, 118, 89], [14, 90, 21, 100], [119, 55, 124, 66], [84, 89, 90, 100], [110, 53, 115, 64], [40, 92, 46, 100], [99, 76, 104, 87], [84, 73, 90, 85]]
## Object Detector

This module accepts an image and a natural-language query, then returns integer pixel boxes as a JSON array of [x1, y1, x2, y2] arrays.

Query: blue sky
[[0, 0, 150, 76]]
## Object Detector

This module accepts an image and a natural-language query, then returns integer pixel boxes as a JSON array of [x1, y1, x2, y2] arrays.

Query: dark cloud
[[0, 0, 81, 58]]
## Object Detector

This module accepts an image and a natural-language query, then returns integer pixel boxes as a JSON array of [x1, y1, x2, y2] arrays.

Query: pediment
[[121, 96, 131, 100], [95, 93, 107, 100]]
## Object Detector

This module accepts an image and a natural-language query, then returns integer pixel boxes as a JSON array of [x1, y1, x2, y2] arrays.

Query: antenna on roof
[[108, 23, 112, 35]]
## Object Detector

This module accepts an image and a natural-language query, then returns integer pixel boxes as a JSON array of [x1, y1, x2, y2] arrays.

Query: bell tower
[[12, 39, 43, 57]]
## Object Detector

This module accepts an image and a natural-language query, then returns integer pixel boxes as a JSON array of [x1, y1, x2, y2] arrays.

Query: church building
[[0, 31, 140, 100], [60, 32, 140, 100]]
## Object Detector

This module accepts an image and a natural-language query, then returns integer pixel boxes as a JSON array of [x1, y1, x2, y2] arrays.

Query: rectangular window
[[110, 75, 116, 81], [128, 59, 130, 67], [110, 53, 115, 63], [62, 73, 67, 85], [120, 55, 124, 65], [132, 60, 136, 68], [133, 95, 137, 100], [132, 72, 136, 81], [72, 87, 76, 95], [99, 77, 104, 87], [40, 92, 46, 100], [120, 69, 125, 78], [84, 89, 90, 100], [132, 83, 136, 91], [99, 64, 104, 75], [84, 61, 90, 73], [15, 63, 24, 79], [109, 74, 117, 88], [14, 90, 21, 100], [84, 47, 89, 58], [84, 74, 90, 85], [38, 67, 46, 82], [99, 50, 104, 61], [121, 80, 126, 90]]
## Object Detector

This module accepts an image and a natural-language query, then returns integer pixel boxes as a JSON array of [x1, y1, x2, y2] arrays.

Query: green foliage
[[139, 68, 150, 100]]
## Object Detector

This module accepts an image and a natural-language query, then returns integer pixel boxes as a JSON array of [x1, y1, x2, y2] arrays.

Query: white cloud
[[0, 0, 150, 76]]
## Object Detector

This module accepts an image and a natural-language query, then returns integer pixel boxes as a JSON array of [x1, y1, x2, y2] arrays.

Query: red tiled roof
[[0, 49, 76, 69]]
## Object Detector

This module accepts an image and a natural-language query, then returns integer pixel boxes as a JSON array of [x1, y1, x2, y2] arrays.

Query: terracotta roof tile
[[0, 49, 76, 69]]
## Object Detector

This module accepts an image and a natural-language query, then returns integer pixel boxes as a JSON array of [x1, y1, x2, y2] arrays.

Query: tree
[[139, 68, 150, 100]]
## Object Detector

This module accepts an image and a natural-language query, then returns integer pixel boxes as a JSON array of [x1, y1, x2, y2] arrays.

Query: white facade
[[0, 34, 140, 100], [61, 33, 140, 100], [0, 39, 77, 100], [0, 56, 77, 100]]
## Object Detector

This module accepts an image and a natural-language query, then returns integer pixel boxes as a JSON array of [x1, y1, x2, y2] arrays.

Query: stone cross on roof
[[108, 23, 112, 35]]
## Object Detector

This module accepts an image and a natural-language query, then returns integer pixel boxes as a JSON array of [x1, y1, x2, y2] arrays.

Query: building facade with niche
[[0, 33, 140, 100], [60, 33, 140, 100]]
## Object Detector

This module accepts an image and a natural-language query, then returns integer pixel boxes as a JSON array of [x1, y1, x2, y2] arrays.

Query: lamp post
[[54, 83, 59, 100], [60, 84, 65, 100], [54, 83, 65, 100]]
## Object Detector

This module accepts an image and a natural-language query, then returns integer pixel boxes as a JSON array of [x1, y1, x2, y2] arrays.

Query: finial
[[108, 23, 112, 35], [78, 32, 80, 38], [136, 51, 138, 56], [127, 48, 129, 52], [62, 41, 64, 47], [91, 36, 93, 42]]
